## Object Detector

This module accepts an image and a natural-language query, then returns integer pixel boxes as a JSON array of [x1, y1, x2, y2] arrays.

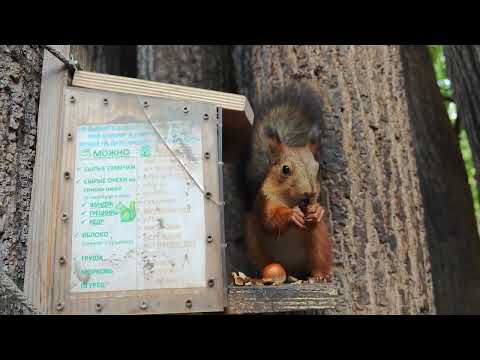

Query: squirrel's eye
[[282, 165, 291, 175]]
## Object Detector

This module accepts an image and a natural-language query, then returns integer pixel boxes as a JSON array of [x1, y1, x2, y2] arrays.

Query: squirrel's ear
[[307, 127, 319, 156], [265, 126, 283, 162]]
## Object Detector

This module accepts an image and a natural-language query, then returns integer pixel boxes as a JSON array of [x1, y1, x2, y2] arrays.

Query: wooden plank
[[72, 71, 254, 163], [73, 71, 253, 117], [24, 45, 70, 314], [226, 283, 338, 314]]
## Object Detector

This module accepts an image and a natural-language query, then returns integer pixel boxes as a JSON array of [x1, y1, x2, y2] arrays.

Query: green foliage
[[428, 45, 480, 229], [429, 45, 453, 99], [459, 129, 480, 224]]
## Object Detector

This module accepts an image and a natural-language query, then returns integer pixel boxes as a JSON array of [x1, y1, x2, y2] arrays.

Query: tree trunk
[[72, 45, 137, 76], [136, 45, 250, 274], [0, 45, 43, 287], [232, 45, 480, 314], [137, 45, 235, 92], [401, 46, 480, 314], [444, 45, 480, 208]]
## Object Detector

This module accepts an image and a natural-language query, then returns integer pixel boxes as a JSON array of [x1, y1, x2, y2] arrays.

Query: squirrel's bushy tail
[[243, 82, 324, 207]]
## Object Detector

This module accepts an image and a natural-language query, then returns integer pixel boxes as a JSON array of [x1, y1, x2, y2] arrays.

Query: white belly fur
[[260, 226, 310, 276]]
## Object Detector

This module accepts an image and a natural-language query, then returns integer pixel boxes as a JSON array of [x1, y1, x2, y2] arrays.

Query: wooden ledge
[[226, 283, 338, 314]]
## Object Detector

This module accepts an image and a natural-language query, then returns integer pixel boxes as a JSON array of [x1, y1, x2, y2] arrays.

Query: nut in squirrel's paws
[[304, 203, 325, 224], [290, 206, 306, 229]]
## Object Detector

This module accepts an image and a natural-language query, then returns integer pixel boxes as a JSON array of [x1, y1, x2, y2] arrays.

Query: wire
[[136, 96, 224, 207], [39, 45, 81, 72]]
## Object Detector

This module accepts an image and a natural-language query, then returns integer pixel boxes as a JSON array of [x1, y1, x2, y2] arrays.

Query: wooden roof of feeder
[[72, 71, 254, 163]]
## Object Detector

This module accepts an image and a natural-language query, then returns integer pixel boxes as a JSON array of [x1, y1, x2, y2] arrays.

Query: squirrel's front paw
[[305, 203, 325, 224], [308, 272, 332, 283], [290, 206, 306, 230]]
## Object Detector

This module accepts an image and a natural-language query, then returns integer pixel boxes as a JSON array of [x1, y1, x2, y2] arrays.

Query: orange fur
[[244, 84, 331, 281], [245, 144, 333, 282]]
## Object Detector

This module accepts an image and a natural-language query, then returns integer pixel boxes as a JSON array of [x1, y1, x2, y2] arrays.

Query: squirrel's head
[[262, 126, 320, 208]]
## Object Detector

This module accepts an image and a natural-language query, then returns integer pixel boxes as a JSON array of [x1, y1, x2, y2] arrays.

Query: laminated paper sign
[[70, 120, 206, 292]]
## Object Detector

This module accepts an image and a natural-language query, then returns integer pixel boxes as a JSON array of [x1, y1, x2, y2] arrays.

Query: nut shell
[[262, 263, 287, 285]]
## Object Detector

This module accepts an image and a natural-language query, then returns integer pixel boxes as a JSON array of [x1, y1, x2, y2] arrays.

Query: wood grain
[[226, 283, 338, 314], [24, 45, 70, 314]]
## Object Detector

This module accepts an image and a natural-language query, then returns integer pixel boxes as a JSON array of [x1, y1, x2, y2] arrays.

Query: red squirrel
[[243, 83, 332, 282]]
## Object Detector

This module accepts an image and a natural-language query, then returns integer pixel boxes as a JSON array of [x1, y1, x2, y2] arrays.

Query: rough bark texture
[[232, 45, 479, 314], [136, 45, 249, 274], [401, 46, 480, 314], [444, 45, 480, 206], [0, 269, 39, 314], [0, 45, 43, 288], [137, 45, 236, 92]]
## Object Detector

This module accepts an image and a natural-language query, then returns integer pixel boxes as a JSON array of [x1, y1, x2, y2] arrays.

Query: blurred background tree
[[428, 45, 480, 232]]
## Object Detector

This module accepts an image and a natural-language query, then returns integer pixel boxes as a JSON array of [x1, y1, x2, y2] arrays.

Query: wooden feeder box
[[24, 47, 338, 315]]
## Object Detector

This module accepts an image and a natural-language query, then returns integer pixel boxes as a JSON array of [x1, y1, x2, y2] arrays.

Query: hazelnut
[[299, 199, 309, 213], [262, 263, 287, 285]]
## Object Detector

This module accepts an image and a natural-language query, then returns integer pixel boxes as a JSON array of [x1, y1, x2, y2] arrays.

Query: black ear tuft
[[265, 126, 280, 143], [264, 126, 283, 161], [308, 126, 320, 159]]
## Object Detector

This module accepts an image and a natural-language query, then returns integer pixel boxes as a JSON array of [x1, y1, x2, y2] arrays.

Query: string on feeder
[[137, 96, 225, 208], [39, 45, 81, 73]]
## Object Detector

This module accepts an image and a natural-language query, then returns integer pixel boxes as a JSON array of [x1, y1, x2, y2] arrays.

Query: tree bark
[[0, 45, 43, 287], [136, 45, 250, 274], [232, 45, 480, 314], [444, 45, 480, 208], [71, 45, 137, 76], [401, 46, 480, 314], [137, 45, 236, 92]]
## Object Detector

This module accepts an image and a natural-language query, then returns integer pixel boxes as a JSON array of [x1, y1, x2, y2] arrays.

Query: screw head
[[59, 257, 66, 265], [140, 301, 148, 310], [56, 302, 64, 312], [61, 213, 68, 222], [208, 279, 215, 287], [66, 133, 73, 141], [95, 303, 103, 312], [183, 106, 189, 113], [185, 299, 192, 309], [203, 113, 209, 120], [207, 235, 213, 243], [64, 171, 71, 180]]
